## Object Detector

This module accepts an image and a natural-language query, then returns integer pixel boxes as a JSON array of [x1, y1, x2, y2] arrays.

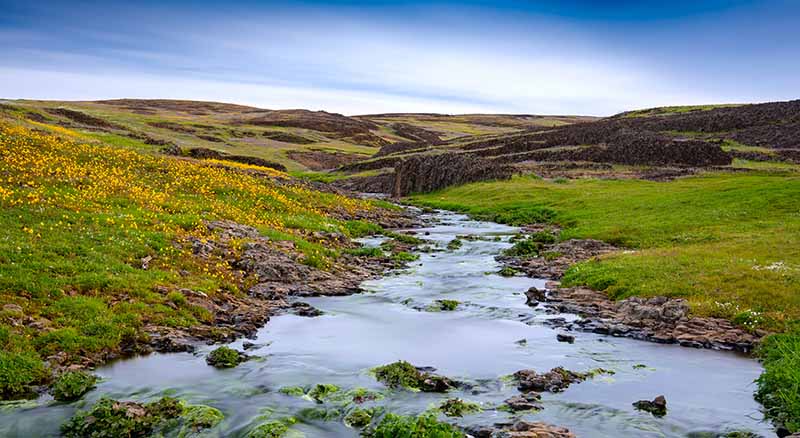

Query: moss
[[438, 398, 482, 417], [426, 299, 460, 312], [278, 386, 306, 397], [297, 406, 343, 421], [206, 346, 246, 368], [0, 351, 47, 400], [372, 413, 462, 438], [345, 247, 383, 257], [498, 267, 518, 277], [307, 383, 340, 402], [344, 407, 374, 428], [61, 396, 184, 438], [372, 361, 423, 390], [51, 370, 98, 402], [246, 417, 301, 438], [446, 239, 463, 250], [392, 251, 420, 263], [383, 231, 424, 245], [178, 404, 224, 437], [371, 361, 454, 392]]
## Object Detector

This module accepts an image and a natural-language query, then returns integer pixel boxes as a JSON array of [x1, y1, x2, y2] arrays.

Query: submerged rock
[[514, 367, 612, 393], [525, 287, 547, 306], [502, 392, 543, 412], [556, 333, 575, 344], [467, 420, 576, 438], [633, 395, 667, 417]]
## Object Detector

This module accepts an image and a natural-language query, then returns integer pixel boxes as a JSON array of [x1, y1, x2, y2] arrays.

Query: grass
[[408, 172, 800, 330], [0, 122, 382, 397], [756, 328, 800, 433]]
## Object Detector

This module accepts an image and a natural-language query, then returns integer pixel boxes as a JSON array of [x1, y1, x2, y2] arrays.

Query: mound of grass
[[408, 173, 800, 330], [51, 370, 98, 402], [756, 331, 800, 433]]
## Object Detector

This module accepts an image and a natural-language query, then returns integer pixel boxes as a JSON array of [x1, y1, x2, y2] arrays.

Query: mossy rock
[[246, 417, 303, 438], [51, 370, 98, 402], [206, 346, 248, 368], [438, 398, 482, 417], [498, 267, 518, 277], [372, 413, 462, 438], [343, 407, 374, 428], [446, 239, 463, 250], [278, 386, 306, 397], [178, 404, 224, 437], [61, 396, 184, 438], [425, 299, 460, 312], [371, 361, 455, 392], [307, 383, 340, 402]]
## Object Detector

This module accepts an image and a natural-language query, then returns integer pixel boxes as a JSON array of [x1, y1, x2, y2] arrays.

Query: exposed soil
[[286, 150, 367, 170], [45, 107, 125, 130], [389, 122, 445, 145]]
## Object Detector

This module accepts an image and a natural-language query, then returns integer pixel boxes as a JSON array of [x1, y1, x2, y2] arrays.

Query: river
[[0, 211, 771, 437]]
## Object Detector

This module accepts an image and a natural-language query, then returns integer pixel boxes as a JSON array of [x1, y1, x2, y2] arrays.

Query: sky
[[0, 0, 798, 116]]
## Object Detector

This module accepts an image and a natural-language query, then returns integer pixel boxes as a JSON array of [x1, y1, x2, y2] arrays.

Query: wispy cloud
[[0, 0, 797, 115]]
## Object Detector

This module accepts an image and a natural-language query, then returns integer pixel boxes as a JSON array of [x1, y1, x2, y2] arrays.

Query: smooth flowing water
[[1, 211, 771, 437]]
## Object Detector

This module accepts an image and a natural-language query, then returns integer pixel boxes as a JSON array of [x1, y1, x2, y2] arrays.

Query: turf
[[408, 172, 800, 331]]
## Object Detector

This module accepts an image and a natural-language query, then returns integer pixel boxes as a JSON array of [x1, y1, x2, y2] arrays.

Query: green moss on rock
[[438, 398, 482, 417], [51, 370, 98, 402], [372, 413, 463, 438], [206, 346, 247, 368]]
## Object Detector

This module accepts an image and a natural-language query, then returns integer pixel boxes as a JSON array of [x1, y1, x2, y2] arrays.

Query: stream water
[[0, 211, 771, 437]]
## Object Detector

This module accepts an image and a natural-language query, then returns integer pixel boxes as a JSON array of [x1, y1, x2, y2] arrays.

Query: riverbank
[[0, 123, 417, 400], [0, 210, 771, 437], [406, 171, 800, 433]]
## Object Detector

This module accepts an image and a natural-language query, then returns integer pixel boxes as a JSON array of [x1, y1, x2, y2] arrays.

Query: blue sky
[[0, 0, 798, 115]]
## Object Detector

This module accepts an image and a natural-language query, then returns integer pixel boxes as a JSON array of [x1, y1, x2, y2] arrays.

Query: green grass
[[0, 122, 386, 398], [408, 172, 800, 330], [756, 329, 800, 433]]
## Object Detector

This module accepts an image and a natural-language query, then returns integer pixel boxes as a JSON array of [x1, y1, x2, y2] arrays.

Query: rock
[[525, 287, 547, 306], [372, 360, 457, 392], [467, 420, 576, 438], [2, 304, 23, 314], [503, 392, 543, 412], [633, 395, 667, 417], [290, 302, 323, 317], [556, 333, 575, 344], [205, 346, 249, 368], [514, 367, 611, 393], [140, 255, 153, 270]]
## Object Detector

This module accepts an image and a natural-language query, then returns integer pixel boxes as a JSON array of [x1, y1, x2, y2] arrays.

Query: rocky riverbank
[[497, 228, 763, 353]]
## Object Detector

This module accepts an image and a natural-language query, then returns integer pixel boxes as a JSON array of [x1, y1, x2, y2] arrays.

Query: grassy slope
[[2, 100, 379, 171], [408, 172, 800, 330], [409, 170, 800, 432], [0, 122, 382, 398]]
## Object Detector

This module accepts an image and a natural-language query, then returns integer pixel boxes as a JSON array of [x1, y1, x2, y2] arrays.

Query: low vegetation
[[372, 413, 463, 438], [51, 370, 98, 401], [0, 123, 383, 398], [756, 328, 800, 433]]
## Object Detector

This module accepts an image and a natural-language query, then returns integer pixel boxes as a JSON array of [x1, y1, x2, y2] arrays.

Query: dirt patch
[[262, 131, 313, 144], [286, 150, 367, 170], [390, 122, 445, 145], [45, 107, 125, 130]]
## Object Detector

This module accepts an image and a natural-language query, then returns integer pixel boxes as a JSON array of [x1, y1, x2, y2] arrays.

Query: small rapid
[[0, 211, 771, 437]]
